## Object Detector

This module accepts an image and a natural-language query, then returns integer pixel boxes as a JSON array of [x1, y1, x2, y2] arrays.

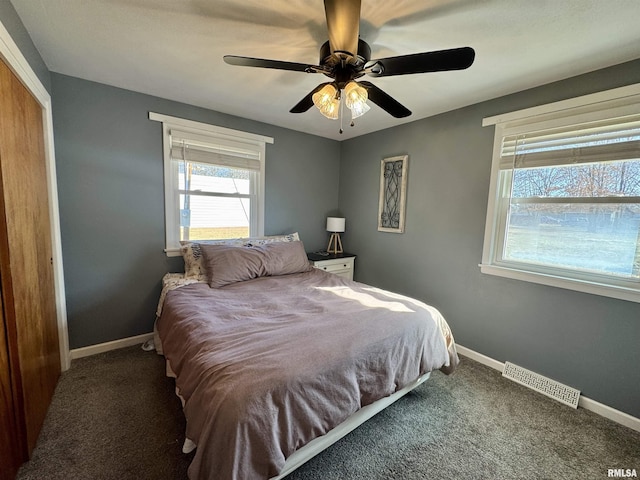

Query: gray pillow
[[180, 232, 300, 280], [200, 241, 312, 288]]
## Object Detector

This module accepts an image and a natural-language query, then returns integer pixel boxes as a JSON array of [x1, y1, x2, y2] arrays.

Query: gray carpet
[[17, 345, 639, 480]]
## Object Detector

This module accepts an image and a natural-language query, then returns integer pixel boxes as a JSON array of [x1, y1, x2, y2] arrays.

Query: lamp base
[[327, 233, 343, 255]]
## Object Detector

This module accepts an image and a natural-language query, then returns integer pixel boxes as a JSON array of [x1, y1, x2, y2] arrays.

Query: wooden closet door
[[0, 286, 22, 480], [0, 57, 60, 460]]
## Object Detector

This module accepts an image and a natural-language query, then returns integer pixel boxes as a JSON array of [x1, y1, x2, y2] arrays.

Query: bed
[[154, 235, 458, 480]]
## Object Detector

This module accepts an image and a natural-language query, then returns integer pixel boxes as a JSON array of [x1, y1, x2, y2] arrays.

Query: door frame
[[0, 19, 70, 371]]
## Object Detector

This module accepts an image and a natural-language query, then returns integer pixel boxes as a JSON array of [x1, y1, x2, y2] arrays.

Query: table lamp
[[326, 217, 345, 254]]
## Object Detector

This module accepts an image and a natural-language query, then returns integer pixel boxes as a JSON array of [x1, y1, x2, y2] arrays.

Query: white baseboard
[[69, 332, 154, 360], [456, 344, 640, 433], [577, 396, 640, 433], [456, 345, 505, 371]]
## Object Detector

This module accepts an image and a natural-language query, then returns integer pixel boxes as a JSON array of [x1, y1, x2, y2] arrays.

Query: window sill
[[165, 247, 181, 257], [479, 263, 640, 304]]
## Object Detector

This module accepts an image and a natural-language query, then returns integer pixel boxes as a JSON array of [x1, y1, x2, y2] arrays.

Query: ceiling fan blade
[[359, 81, 411, 118], [324, 0, 361, 57], [367, 47, 475, 77], [290, 83, 333, 113], [224, 55, 319, 73]]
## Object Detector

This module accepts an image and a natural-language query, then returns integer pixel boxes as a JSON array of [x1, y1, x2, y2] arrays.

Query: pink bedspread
[[156, 269, 457, 480]]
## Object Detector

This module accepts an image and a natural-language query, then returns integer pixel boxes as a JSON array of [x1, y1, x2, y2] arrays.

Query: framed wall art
[[378, 155, 408, 233]]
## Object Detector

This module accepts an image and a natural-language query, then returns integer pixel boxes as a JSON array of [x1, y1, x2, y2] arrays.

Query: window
[[149, 113, 273, 255], [481, 84, 640, 303]]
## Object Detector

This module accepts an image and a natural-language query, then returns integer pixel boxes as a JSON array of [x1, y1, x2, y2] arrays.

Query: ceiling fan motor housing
[[319, 39, 371, 86]]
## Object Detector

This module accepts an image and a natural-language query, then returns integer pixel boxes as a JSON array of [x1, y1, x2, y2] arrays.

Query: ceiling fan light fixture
[[349, 99, 370, 120], [320, 99, 341, 119], [313, 84, 340, 119], [344, 81, 367, 107], [312, 83, 337, 108], [344, 81, 369, 120]]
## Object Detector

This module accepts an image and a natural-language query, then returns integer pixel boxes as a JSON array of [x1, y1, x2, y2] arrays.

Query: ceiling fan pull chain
[[339, 90, 344, 134]]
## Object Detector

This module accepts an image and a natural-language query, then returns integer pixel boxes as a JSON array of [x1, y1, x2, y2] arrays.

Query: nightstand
[[307, 252, 356, 281]]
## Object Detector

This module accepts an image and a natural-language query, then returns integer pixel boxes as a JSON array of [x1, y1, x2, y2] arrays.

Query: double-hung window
[[150, 113, 273, 255], [481, 84, 640, 303]]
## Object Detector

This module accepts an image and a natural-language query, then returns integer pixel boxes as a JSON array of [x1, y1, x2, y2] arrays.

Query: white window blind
[[169, 129, 263, 171], [500, 115, 640, 170]]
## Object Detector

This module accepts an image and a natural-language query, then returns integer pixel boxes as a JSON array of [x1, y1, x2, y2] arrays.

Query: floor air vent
[[502, 362, 580, 408]]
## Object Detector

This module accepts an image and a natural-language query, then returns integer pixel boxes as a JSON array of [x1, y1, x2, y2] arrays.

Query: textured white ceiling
[[10, 0, 640, 140]]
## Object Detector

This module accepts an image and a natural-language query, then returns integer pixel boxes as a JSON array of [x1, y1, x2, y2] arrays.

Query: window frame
[[149, 112, 273, 256], [480, 83, 640, 303]]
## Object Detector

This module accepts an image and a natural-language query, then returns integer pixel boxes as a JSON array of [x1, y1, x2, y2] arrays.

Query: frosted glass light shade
[[344, 81, 368, 108], [326, 217, 345, 232], [319, 98, 340, 119], [313, 84, 340, 120], [344, 81, 369, 120], [313, 84, 337, 106], [349, 100, 370, 120]]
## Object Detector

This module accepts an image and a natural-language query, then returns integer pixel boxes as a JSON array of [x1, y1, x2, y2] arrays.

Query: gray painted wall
[[51, 73, 340, 350], [0, 0, 50, 92], [4, 4, 638, 418], [339, 59, 640, 418]]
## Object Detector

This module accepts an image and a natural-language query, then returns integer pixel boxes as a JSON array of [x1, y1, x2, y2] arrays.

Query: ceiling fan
[[223, 0, 474, 129]]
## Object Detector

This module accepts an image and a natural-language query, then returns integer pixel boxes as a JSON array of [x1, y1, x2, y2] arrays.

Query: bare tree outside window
[[505, 159, 640, 278]]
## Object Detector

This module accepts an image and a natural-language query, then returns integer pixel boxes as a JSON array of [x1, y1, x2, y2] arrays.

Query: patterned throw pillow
[[180, 233, 301, 280], [242, 232, 299, 247], [180, 243, 207, 280]]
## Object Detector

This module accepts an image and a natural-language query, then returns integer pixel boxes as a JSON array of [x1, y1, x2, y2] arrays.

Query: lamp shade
[[326, 217, 345, 233]]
